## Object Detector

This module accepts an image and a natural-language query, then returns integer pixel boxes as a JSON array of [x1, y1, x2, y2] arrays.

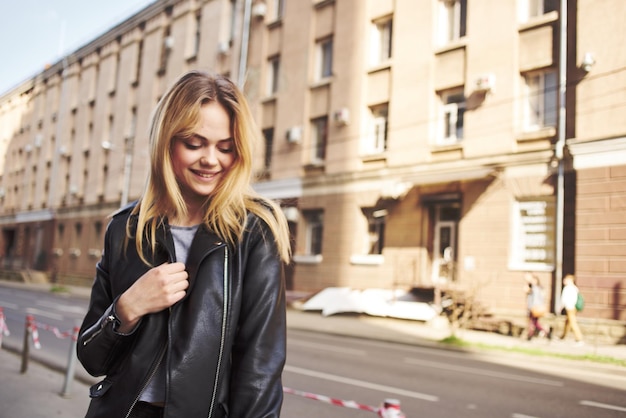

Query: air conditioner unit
[[58, 145, 69, 157], [286, 126, 302, 144], [333, 108, 350, 126], [164, 36, 175, 50], [475, 73, 496, 93], [252, 2, 267, 18], [217, 41, 230, 55], [24, 144, 33, 153], [34, 133, 43, 148]]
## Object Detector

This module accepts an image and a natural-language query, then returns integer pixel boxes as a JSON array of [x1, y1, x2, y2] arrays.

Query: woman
[[524, 272, 551, 340], [77, 71, 291, 418], [560, 274, 584, 344]]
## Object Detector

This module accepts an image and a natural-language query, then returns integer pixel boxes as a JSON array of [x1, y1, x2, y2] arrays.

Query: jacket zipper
[[124, 343, 167, 418], [208, 245, 229, 417]]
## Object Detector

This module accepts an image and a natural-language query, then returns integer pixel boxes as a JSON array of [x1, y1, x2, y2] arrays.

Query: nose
[[200, 146, 218, 166]]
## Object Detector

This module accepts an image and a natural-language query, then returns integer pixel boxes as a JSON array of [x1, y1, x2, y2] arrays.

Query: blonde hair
[[130, 70, 290, 264]]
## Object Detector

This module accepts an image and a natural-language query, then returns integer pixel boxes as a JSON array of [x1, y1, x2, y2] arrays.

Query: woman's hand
[[115, 262, 189, 333]]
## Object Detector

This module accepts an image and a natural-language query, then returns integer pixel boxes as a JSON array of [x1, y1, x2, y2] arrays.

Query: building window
[[262, 127, 274, 173], [310, 116, 328, 163], [303, 210, 324, 256], [523, 70, 557, 131], [363, 208, 386, 255], [228, 0, 237, 45], [316, 37, 333, 81], [437, 0, 467, 46], [267, 56, 280, 96], [519, 0, 558, 23], [271, 0, 284, 21], [159, 26, 172, 75], [192, 13, 202, 58], [510, 197, 555, 269], [438, 90, 465, 146], [363, 103, 388, 155], [370, 17, 393, 66]]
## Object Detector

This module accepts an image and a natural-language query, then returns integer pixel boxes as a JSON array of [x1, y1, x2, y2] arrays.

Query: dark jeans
[[128, 401, 164, 418]]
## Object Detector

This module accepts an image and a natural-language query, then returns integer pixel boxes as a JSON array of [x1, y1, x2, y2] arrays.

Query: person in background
[[524, 272, 551, 341], [77, 71, 291, 418], [560, 274, 584, 345]]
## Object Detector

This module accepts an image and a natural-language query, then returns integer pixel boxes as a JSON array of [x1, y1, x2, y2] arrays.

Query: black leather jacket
[[77, 204, 286, 417]]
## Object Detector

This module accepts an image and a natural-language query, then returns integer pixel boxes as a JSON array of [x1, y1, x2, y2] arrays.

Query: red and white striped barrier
[[26, 315, 79, 350], [283, 387, 407, 417], [33, 320, 79, 341], [0, 307, 10, 347]]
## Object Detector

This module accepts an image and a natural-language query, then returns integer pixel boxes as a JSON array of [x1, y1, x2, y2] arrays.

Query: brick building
[[0, 0, 624, 323]]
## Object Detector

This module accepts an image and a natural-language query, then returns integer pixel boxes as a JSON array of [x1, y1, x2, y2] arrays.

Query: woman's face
[[171, 101, 235, 206]]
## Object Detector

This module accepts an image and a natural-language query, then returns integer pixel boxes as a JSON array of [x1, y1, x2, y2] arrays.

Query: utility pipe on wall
[[554, 0, 568, 312], [237, 0, 253, 89]]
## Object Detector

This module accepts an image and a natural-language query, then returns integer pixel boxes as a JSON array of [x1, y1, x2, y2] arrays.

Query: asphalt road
[[283, 329, 626, 417], [1, 285, 625, 418]]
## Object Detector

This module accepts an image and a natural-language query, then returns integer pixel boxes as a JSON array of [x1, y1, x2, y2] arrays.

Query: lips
[[191, 169, 220, 180]]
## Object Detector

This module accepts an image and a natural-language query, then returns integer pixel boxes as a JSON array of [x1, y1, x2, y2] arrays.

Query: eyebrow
[[189, 133, 234, 144]]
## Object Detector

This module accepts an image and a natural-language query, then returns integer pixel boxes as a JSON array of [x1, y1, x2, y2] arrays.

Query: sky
[[0, 0, 157, 94]]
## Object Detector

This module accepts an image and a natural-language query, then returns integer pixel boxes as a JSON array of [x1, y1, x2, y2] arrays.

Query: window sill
[[293, 254, 323, 264], [267, 20, 283, 30], [310, 78, 332, 90], [350, 254, 384, 265], [516, 126, 556, 142], [430, 142, 462, 152], [434, 38, 467, 55], [367, 62, 392, 75], [304, 160, 326, 171], [518, 11, 558, 32], [262, 95, 277, 104], [361, 153, 387, 163]]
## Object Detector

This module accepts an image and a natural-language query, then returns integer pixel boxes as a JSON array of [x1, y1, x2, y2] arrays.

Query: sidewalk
[[0, 347, 91, 418], [1, 282, 625, 417]]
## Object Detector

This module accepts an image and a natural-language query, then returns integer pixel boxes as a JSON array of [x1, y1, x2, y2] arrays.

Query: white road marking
[[404, 357, 563, 387], [0, 301, 19, 310], [36, 300, 87, 314], [580, 400, 626, 412], [288, 339, 367, 356], [25, 308, 64, 321], [512, 413, 540, 418], [284, 364, 439, 402]]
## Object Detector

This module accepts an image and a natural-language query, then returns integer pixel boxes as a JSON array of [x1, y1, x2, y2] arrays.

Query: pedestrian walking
[[560, 274, 584, 345], [76, 71, 291, 417], [524, 272, 551, 340]]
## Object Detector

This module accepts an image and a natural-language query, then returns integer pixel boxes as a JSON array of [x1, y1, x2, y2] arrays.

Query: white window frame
[[518, 0, 557, 23], [316, 38, 333, 81], [270, 0, 284, 22], [363, 104, 388, 155], [509, 197, 555, 270], [437, 0, 465, 46], [437, 91, 465, 146], [304, 210, 324, 256], [266, 56, 280, 96], [370, 17, 393, 66], [523, 71, 557, 131], [310, 116, 328, 163]]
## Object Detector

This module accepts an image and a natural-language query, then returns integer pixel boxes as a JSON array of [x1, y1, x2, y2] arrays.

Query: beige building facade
[[0, 0, 624, 322]]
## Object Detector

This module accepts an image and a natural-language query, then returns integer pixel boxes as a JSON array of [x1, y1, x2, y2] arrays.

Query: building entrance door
[[431, 205, 459, 283]]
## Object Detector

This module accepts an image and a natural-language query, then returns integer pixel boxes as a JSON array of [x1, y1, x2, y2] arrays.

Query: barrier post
[[378, 398, 406, 418], [20, 315, 34, 374], [60, 325, 80, 398], [0, 307, 9, 348]]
